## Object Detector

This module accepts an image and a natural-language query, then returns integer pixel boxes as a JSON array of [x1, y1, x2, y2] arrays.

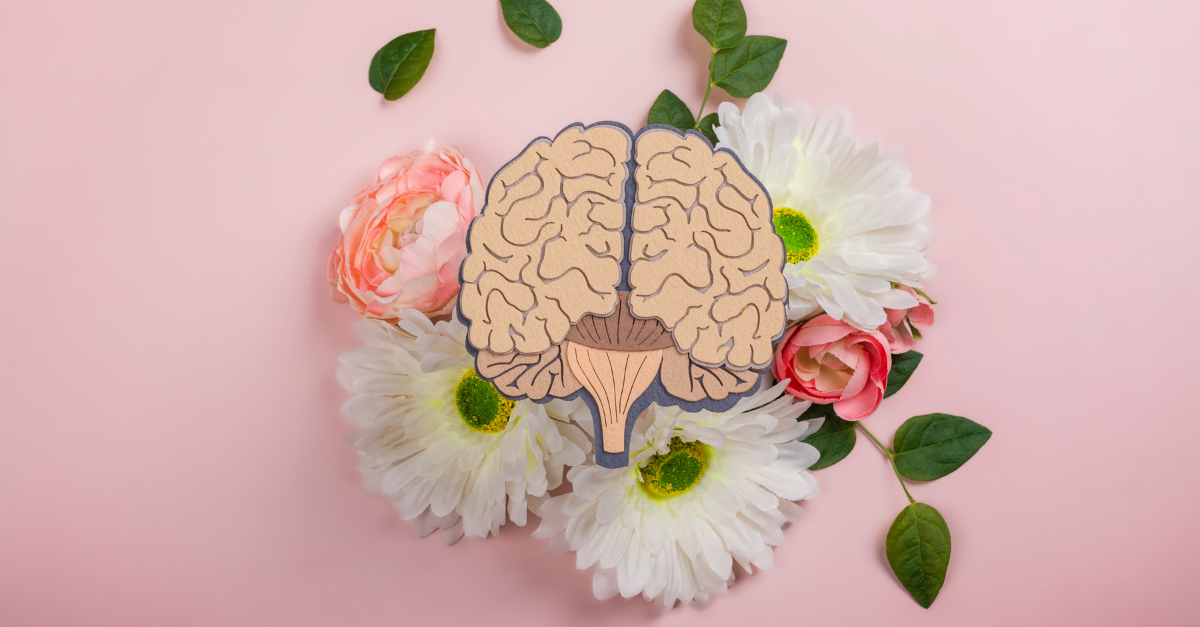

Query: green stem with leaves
[[855, 422, 915, 504], [692, 48, 717, 128]]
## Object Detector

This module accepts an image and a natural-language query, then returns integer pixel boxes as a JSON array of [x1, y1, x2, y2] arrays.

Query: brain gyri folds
[[458, 123, 787, 467]]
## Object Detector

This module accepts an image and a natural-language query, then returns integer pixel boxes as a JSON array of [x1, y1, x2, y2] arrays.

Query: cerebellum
[[475, 344, 582, 401]]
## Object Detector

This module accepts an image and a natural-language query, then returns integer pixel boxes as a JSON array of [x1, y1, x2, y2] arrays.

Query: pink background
[[2, 0, 1198, 624]]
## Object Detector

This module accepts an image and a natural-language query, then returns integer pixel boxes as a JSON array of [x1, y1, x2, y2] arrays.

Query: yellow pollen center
[[639, 437, 707, 498], [453, 370, 515, 434], [773, 206, 819, 263]]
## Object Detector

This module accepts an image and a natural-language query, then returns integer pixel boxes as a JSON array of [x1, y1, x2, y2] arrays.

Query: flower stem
[[854, 422, 915, 505], [856, 422, 891, 458], [693, 48, 716, 128]]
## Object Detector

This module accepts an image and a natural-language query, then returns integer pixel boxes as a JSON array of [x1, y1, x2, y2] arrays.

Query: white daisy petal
[[379, 456, 421, 493], [618, 534, 653, 597], [596, 484, 628, 525], [778, 498, 806, 523], [339, 315, 590, 542], [533, 386, 818, 611], [716, 93, 934, 331], [398, 476, 438, 519], [750, 545, 774, 570], [640, 508, 670, 555], [442, 518, 465, 546], [508, 496, 527, 527], [430, 467, 468, 517], [593, 568, 620, 600]]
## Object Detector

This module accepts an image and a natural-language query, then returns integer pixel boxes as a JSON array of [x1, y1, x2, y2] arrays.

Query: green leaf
[[647, 90, 695, 131], [697, 112, 720, 145], [884, 350, 923, 398], [886, 502, 951, 608], [893, 413, 991, 481], [800, 403, 856, 470], [710, 35, 786, 98], [912, 286, 937, 304], [500, 0, 562, 49], [369, 29, 436, 101], [691, 0, 747, 49]]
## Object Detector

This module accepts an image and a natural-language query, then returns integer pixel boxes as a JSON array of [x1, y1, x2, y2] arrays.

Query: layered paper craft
[[457, 122, 788, 467]]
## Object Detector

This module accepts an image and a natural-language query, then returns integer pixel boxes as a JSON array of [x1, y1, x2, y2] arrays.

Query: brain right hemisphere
[[628, 129, 788, 370], [459, 125, 631, 355]]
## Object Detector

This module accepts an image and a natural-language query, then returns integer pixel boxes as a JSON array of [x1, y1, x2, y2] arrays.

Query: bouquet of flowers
[[330, 0, 990, 612]]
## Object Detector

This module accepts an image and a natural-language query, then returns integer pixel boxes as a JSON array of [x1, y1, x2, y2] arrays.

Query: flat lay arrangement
[[330, 0, 990, 611], [9, 0, 1198, 625]]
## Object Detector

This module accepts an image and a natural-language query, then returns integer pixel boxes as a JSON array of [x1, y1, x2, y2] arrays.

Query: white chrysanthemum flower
[[533, 383, 821, 612], [715, 93, 935, 331], [338, 311, 591, 544]]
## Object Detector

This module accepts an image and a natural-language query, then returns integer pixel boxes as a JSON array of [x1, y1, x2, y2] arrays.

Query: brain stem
[[563, 342, 663, 454]]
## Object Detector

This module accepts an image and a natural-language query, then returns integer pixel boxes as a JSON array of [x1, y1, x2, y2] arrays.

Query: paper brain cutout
[[457, 122, 788, 467]]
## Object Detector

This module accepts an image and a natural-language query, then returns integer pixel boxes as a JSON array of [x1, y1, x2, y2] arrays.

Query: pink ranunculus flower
[[879, 285, 935, 354], [773, 315, 893, 421], [329, 143, 484, 320]]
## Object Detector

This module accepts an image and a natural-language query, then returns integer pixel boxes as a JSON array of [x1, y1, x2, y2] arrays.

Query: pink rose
[[773, 315, 892, 421], [879, 285, 935, 354], [329, 144, 484, 320]]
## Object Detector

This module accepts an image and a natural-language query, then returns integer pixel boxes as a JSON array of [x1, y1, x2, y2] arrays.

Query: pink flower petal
[[440, 170, 468, 204], [377, 156, 410, 181], [421, 201, 461, 243], [374, 273, 406, 299], [882, 320, 914, 354], [329, 145, 482, 319], [815, 366, 852, 393], [840, 350, 870, 399], [910, 303, 934, 328], [794, 316, 855, 346], [827, 338, 862, 369], [834, 382, 881, 420], [396, 235, 439, 279], [396, 274, 439, 308]]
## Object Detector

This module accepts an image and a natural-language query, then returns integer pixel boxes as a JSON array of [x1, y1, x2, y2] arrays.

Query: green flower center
[[454, 370, 515, 434], [773, 206, 819, 263], [639, 437, 707, 498]]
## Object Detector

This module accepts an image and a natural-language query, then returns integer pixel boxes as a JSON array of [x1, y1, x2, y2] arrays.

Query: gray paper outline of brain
[[456, 122, 788, 468]]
